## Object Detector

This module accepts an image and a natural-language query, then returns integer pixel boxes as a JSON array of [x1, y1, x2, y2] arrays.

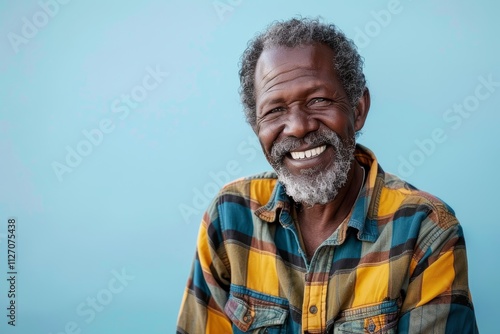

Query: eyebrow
[[259, 85, 325, 107], [262, 97, 286, 106]]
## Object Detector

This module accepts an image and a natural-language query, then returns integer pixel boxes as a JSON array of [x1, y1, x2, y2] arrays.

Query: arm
[[177, 207, 232, 334], [398, 208, 478, 333]]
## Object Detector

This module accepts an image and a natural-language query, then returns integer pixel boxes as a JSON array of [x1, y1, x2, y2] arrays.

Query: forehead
[[255, 43, 336, 84], [254, 44, 342, 107]]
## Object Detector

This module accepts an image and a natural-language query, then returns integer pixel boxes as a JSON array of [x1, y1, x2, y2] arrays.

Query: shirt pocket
[[224, 287, 288, 334], [331, 299, 400, 334]]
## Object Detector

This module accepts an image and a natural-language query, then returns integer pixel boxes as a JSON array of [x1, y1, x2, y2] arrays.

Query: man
[[177, 18, 478, 333]]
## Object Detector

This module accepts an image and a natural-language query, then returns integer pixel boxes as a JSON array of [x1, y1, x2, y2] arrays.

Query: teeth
[[290, 145, 326, 160]]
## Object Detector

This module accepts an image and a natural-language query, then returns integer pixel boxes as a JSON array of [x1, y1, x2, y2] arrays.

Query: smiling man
[[177, 18, 478, 333]]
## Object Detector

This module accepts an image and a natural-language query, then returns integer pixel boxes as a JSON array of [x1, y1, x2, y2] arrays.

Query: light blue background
[[0, 0, 498, 333]]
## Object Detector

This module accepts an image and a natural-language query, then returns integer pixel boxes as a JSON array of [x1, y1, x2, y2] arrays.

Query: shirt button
[[309, 305, 318, 314], [243, 314, 252, 323]]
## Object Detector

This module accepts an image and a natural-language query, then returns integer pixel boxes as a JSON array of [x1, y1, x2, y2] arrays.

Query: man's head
[[239, 17, 367, 127], [239, 18, 370, 205]]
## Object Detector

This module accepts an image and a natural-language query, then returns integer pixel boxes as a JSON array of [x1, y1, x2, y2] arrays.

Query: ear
[[353, 88, 371, 132]]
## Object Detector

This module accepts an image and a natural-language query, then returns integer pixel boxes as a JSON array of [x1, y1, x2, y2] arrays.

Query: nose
[[282, 107, 319, 138]]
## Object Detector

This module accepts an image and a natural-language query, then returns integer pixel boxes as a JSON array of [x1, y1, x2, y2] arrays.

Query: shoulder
[[204, 171, 278, 219], [377, 171, 458, 231], [216, 171, 278, 206], [202, 171, 279, 235]]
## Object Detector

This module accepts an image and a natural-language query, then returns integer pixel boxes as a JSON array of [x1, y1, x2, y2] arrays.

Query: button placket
[[302, 246, 336, 332]]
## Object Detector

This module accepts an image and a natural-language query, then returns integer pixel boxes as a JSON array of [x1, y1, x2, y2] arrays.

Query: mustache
[[270, 129, 341, 161]]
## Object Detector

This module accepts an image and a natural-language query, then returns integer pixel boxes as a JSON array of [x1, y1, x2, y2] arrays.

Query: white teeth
[[290, 145, 326, 160]]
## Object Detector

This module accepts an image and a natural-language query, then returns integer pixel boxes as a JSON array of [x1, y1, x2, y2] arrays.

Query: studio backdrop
[[0, 0, 498, 333]]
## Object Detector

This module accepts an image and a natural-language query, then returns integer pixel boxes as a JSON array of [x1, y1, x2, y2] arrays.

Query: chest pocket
[[224, 286, 288, 334], [331, 299, 399, 334]]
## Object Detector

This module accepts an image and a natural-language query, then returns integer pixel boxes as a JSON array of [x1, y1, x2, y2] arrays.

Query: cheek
[[321, 116, 355, 138], [257, 130, 276, 154], [257, 126, 280, 154]]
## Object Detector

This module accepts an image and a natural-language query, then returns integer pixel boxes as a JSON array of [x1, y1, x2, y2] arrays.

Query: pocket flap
[[224, 288, 288, 332], [333, 299, 400, 333]]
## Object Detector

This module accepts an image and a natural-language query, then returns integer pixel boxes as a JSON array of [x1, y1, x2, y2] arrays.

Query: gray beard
[[268, 129, 355, 206]]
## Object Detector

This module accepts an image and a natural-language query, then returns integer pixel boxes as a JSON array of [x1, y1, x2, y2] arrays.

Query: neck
[[295, 160, 365, 257]]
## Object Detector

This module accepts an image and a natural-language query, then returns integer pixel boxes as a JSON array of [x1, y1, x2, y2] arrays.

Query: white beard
[[268, 129, 355, 206]]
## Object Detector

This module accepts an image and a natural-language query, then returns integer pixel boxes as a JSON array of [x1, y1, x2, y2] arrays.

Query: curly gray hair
[[239, 17, 367, 127]]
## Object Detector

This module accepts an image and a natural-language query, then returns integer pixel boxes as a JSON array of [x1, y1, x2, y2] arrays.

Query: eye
[[308, 98, 332, 107], [267, 106, 286, 114]]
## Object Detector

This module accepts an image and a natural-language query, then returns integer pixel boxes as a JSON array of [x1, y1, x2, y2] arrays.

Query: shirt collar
[[254, 144, 381, 242]]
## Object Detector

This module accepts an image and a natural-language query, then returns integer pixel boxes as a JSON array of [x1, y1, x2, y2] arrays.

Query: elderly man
[[177, 18, 478, 333]]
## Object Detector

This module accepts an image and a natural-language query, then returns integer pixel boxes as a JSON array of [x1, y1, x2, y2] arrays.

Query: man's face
[[253, 43, 363, 205]]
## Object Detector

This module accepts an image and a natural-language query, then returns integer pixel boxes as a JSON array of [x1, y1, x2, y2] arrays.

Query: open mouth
[[289, 145, 327, 160]]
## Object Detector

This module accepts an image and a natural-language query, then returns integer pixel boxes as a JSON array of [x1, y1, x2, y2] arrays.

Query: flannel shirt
[[177, 145, 478, 333]]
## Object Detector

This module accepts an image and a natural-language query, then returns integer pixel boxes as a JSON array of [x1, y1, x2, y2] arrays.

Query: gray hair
[[238, 17, 367, 127]]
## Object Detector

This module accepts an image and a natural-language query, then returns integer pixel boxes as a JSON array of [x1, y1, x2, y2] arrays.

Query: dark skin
[[253, 43, 371, 258]]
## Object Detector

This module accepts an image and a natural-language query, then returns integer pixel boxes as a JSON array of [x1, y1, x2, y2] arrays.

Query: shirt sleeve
[[397, 204, 479, 333], [176, 201, 232, 334]]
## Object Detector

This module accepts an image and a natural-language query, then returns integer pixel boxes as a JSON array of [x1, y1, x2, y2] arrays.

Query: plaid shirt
[[177, 145, 478, 333]]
